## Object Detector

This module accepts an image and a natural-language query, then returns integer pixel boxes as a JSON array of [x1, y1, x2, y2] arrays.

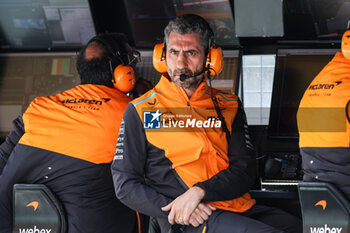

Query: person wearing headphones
[[111, 14, 301, 233], [0, 33, 145, 233], [297, 30, 350, 200]]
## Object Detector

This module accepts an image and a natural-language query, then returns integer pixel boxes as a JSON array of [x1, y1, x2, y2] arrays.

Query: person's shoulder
[[322, 52, 350, 72], [31, 91, 59, 104], [212, 89, 239, 102], [131, 88, 157, 107]]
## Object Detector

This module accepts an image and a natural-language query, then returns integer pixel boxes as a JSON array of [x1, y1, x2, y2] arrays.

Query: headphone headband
[[88, 34, 129, 65]]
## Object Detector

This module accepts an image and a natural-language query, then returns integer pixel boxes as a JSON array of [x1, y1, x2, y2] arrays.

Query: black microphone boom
[[179, 69, 206, 81], [180, 74, 189, 81]]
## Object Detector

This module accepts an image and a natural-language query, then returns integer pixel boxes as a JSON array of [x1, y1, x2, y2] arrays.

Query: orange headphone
[[89, 34, 136, 93], [112, 65, 135, 93], [342, 29, 350, 60], [153, 38, 223, 77]]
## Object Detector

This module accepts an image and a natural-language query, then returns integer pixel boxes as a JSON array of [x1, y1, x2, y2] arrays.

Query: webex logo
[[17, 201, 53, 233], [18, 225, 52, 233], [310, 224, 342, 233], [309, 200, 343, 233]]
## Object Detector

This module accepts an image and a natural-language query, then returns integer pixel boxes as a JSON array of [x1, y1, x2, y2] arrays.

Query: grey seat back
[[298, 182, 350, 233], [13, 184, 66, 233]]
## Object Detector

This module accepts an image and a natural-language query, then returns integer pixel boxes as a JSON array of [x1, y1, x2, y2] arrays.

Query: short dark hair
[[164, 14, 214, 51], [76, 33, 128, 87]]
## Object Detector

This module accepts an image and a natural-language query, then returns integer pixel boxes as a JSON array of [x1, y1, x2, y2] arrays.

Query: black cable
[[346, 99, 350, 124], [206, 66, 231, 143]]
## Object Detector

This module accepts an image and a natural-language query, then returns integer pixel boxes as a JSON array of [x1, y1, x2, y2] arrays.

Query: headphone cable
[[207, 67, 231, 143]]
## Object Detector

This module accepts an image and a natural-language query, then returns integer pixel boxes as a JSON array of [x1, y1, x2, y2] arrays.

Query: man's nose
[[176, 52, 187, 69]]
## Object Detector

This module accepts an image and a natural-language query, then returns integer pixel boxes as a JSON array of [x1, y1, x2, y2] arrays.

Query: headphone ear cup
[[153, 43, 167, 73], [205, 46, 223, 76], [113, 65, 136, 93], [342, 30, 350, 60]]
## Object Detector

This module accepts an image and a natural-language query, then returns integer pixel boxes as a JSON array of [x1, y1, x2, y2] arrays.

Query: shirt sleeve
[[194, 99, 257, 202], [0, 115, 25, 174], [111, 103, 172, 217]]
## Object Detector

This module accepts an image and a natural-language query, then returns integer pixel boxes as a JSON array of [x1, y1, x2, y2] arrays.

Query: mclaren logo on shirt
[[308, 81, 342, 90], [60, 98, 111, 105]]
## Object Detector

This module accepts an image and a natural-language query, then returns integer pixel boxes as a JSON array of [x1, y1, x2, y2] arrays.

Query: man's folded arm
[[111, 103, 172, 217]]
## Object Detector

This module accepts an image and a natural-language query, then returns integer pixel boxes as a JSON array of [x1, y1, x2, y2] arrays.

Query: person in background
[[0, 33, 146, 233], [297, 30, 350, 200], [130, 77, 154, 98], [112, 14, 302, 233]]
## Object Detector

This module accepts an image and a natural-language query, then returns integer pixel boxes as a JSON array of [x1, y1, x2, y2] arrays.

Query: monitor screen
[[307, 0, 350, 39], [268, 49, 339, 140], [0, 0, 96, 51], [0, 52, 80, 138], [123, 0, 238, 48]]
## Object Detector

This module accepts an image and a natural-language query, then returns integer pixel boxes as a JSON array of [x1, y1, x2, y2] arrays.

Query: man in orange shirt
[[112, 14, 301, 233], [0, 33, 144, 233], [297, 30, 350, 200]]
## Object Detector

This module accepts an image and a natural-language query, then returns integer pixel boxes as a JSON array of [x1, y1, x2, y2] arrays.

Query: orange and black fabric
[[112, 75, 257, 220], [297, 52, 350, 199], [19, 84, 131, 164], [0, 84, 141, 233]]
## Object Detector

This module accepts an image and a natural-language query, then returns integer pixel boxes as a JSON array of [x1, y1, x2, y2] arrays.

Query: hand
[[188, 203, 216, 227], [161, 186, 206, 225]]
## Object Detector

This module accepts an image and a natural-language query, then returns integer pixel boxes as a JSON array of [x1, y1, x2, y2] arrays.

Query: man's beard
[[170, 68, 204, 89]]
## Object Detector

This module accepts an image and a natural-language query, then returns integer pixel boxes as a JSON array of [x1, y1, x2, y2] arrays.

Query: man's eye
[[187, 51, 195, 56], [169, 50, 178, 55]]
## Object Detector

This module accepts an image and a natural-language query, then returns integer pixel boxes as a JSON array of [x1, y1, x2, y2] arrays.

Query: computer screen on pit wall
[[306, 0, 350, 39], [0, 52, 80, 138], [268, 48, 339, 140], [123, 0, 239, 48], [0, 0, 96, 50]]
